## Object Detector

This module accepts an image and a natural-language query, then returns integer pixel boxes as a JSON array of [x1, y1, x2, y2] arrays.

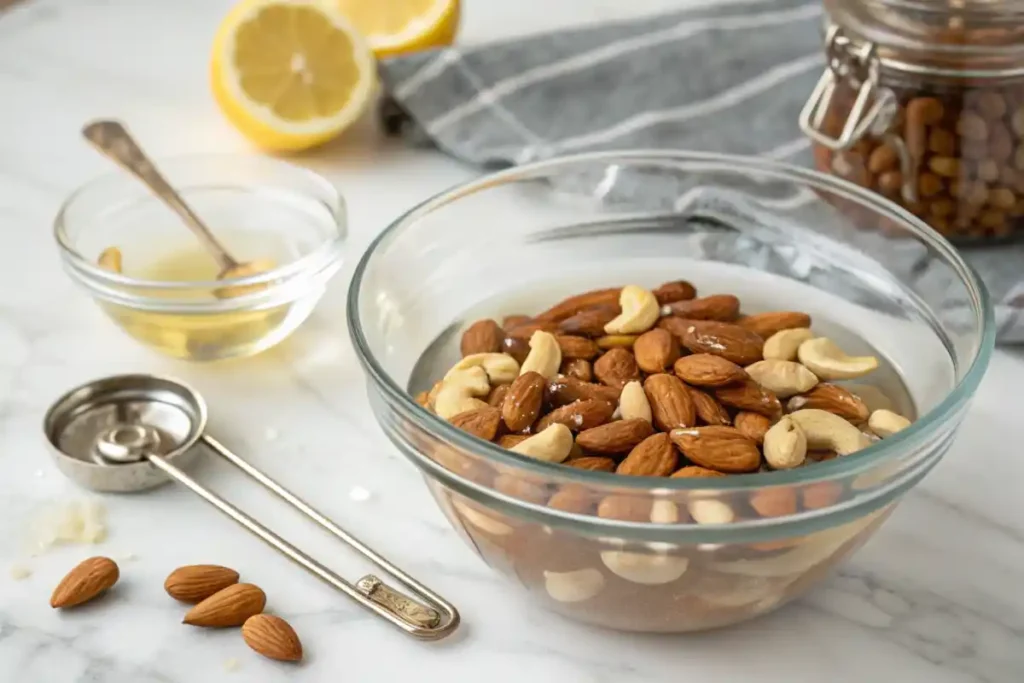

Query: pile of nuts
[[416, 280, 912, 512], [49, 557, 302, 663], [814, 84, 1024, 240]]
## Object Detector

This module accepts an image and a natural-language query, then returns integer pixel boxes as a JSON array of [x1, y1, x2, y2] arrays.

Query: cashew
[[434, 367, 491, 420], [744, 359, 819, 398], [543, 568, 605, 603], [510, 423, 574, 463], [618, 380, 652, 423], [97, 246, 123, 273], [762, 327, 814, 361], [797, 337, 879, 380], [763, 416, 807, 469], [788, 408, 872, 455], [867, 409, 912, 438], [447, 352, 520, 385], [519, 330, 562, 379], [600, 549, 689, 585], [604, 285, 659, 335], [688, 499, 735, 525], [650, 499, 679, 524], [452, 500, 513, 536]]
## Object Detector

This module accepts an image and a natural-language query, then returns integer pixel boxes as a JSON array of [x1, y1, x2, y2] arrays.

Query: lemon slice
[[211, 0, 376, 152], [335, 0, 459, 58]]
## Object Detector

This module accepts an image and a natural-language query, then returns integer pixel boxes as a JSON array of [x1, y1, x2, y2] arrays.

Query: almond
[[498, 434, 530, 449], [733, 411, 773, 444], [633, 328, 680, 373], [560, 358, 593, 382], [689, 387, 731, 425], [750, 487, 798, 518], [548, 485, 596, 514], [597, 495, 653, 522], [801, 481, 843, 510], [787, 383, 870, 422], [593, 348, 641, 390], [50, 556, 119, 609], [664, 294, 740, 321], [164, 565, 240, 604], [502, 314, 531, 329], [669, 426, 761, 473], [487, 384, 510, 407], [596, 334, 638, 349], [506, 319, 560, 340], [643, 373, 696, 431], [536, 287, 622, 322], [653, 279, 697, 305], [673, 353, 748, 387], [535, 399, 615, 432], [715, 379, 782, 418], [576, 418, 654, 455], [494, 474, 549, 504], [558, 305, 619, 337], [183, 583, 266, 627], [565, 456, 617, 472], [242, 614, 303, 662], [616, 433, 678, 477], [451, 406, 503, 441], [501, 336, 531, 364], [546, 376, 620, 407], [738, 311, 812, 339], [671, 465, 727, 478], [556, 335, 600, 360], [501, 371, 546, 432], [673, 319, 764, 366], [460, 319, 504, 356], [414, 390, 431, 408]]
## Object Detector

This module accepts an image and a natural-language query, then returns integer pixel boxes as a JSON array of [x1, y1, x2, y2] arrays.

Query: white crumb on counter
[[223, 658, 241, 672], [9, 563, 31, 581], [349, 486, 372, 502], [117, 552, 138, 562], [263, 427, 279, 441]]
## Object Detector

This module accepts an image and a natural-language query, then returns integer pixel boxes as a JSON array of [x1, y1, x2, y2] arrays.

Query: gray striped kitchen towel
[[376, 0, 1024, 343]]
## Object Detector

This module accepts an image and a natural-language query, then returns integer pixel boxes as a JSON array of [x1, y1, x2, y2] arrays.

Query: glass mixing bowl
[[348, 151, 993, 632], [55, 155, 345, 361]]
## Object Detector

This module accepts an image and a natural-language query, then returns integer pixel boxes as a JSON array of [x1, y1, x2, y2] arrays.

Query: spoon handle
[[82, 120, 237, 271]]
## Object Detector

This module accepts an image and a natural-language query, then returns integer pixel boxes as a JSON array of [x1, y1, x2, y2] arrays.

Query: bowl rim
[[347, 149, 995, 497], [53, 152, 347, 300]]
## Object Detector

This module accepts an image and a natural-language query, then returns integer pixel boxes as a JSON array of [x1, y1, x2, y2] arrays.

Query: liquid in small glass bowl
[[55, 155, 346, 361]]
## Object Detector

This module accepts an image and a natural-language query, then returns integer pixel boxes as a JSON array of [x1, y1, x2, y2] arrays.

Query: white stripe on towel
[[423, 2, 821, 134]]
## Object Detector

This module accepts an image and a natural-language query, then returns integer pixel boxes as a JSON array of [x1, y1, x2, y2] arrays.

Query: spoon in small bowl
[[82, 119, 274, 295]]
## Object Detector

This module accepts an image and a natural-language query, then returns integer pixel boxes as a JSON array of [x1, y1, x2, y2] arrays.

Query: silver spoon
[[82, 119, 271, 284]]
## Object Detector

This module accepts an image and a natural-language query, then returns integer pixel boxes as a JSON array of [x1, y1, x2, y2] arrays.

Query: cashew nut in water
[[650, 499, 679, 524], [434, 367, 491, 420], [797, 337, 879, 380], [867, 409, 912, 438], [687, 499, 735, 525], [763, 416, 808, 469], [519, 330, 562, 379], [599, 549, 689, 585], [510, 423, 574, 463], [762, 327, 815, 361], [618, 380, 652, 423], [788, 408, 872, 455], [604, 285, 659, 335], [744, 359, 819, 398], [543, 568, 605, 603], [452, 500, 513, 536], [446, 352, 520, 384]]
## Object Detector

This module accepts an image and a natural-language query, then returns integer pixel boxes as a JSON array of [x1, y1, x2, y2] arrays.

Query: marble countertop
[[1, 0, 1023, 681]]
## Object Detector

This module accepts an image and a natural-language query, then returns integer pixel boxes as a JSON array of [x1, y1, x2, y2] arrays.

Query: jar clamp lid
[[42, 373, 460, 641]]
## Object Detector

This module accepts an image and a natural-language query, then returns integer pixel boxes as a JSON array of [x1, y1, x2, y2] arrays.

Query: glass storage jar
[[800, 0, 1024, 243]]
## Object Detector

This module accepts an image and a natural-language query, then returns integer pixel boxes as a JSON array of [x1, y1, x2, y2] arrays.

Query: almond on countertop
[[164, 564, 240, 604], [50, 556, 119, 609], [183, 583, 266, 628], [242, 614, 303, 662]]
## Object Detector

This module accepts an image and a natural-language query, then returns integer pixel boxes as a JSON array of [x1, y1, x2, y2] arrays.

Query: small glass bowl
[[55, 155, 346, 361], [348, 151, 994, 633]]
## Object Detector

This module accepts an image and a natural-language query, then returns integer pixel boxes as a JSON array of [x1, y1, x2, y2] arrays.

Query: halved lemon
[[211, 0, 376, 152], [334, 0, 459, 58]]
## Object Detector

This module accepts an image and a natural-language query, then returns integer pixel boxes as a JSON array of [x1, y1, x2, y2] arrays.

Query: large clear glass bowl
[[348, 151, 993, 633]]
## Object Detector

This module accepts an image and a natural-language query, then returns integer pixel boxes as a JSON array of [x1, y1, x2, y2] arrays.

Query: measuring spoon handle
[[82, 120, 237, 271]]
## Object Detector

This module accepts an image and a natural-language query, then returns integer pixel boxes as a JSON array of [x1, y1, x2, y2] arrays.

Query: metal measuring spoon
[[82, 120, 274, 288], [43, 374, 460, 640]]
